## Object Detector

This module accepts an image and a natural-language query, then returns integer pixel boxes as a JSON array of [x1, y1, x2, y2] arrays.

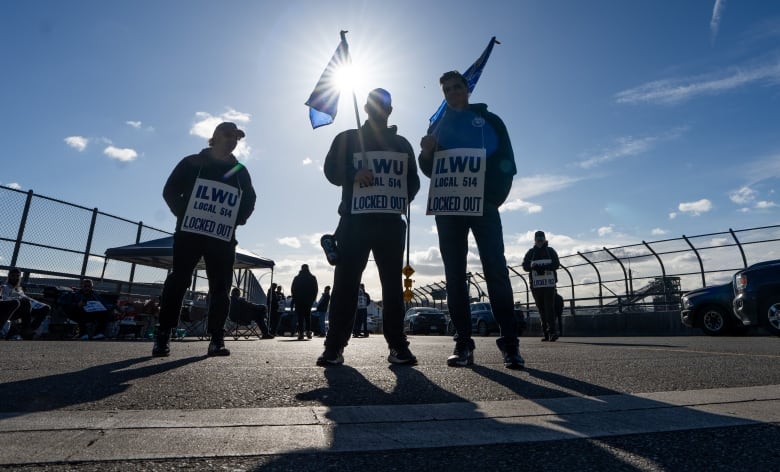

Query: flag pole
[[341, 30, 368, 169]]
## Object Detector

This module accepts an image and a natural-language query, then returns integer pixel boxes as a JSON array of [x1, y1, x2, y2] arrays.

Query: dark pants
[[68, 306, 110, 337], [436, 203, 518, 351], [295, 302, 313, 336], [353, 308, 368, 335], [158, 232, 236, 335], [325, 214, 407, 351], [268, 305, 280, 335], [532, 287, 558, 336]]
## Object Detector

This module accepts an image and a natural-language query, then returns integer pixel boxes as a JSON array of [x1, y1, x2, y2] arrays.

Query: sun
[[333, 63, 365, 93]]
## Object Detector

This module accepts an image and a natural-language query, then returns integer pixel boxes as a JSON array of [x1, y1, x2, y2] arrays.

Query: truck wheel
[[699, 305, 730, 336], [760, 298, 780, 336], [477, 320, 489, 337]]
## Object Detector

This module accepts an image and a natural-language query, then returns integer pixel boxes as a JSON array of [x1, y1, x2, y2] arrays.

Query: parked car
[[404, 307, 447, 335], [733, 259, 780, 336], [680, 282, 739, 335], [470, 302, 499, 336]]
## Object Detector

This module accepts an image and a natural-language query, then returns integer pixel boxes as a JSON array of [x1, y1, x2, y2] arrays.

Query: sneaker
[[207, 333, 230, 357], [316, 347, 344, 366], [152, 333, 170, 357], [261, 333, 275, 339], [502, 351, 526, 370], [297, 333, 305, 340], [320, 234, 339, 266], [306, 331, 312, 339], [548, 333, 559, 342], [92, 333, 105, 340], [80, 334, 90, 340], [388, 346, 418, 365], [447, 345, 474, 367]]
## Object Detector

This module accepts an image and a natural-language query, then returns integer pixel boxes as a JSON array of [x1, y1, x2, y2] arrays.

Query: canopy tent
[[103, 236, 274, 270]]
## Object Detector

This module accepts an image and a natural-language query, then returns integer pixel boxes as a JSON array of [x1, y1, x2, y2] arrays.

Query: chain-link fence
[[0, 185, 266, 302], [412, 225, 780, 316]]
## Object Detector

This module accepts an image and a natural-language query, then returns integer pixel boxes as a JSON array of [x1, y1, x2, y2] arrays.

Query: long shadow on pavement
[[0, 355, 203, 414]]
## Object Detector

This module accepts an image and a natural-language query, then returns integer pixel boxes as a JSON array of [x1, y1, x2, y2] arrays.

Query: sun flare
[[333, 64, 364, 93]]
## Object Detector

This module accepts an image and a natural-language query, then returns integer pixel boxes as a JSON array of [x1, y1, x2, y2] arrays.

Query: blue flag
[[429, 37, 500, 127], [306, 31, 350, 129]]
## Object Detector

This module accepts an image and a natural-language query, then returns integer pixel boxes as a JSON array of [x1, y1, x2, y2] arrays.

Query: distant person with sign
[[522, 231, 561, 341], [317, 88, 421, 366], [153, 122, 256, 357], [61, 279, 112, 340], [419, 70, 522, 369]]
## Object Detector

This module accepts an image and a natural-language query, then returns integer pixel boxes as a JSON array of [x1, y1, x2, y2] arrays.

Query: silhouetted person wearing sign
[[317, 88, 420, 366], [419, 70, 522, 369], [153, 122, 256, 357], [522, 231, 561, 341]]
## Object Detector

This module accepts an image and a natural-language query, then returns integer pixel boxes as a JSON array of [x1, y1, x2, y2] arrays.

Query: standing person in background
[[153, 122, 256, 357], [291, 264, 318, 340], [313, 286, 331, 337], [522, 230, 561, 341], [317, 88, 421, 366], [267, 283, 280, 336], [1, 267, 49, 340], [353, 284, 371, 338], [419, 70, 523, 369]]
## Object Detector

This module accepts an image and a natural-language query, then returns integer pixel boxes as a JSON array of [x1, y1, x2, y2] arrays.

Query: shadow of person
[[0, 355, 203, 415]]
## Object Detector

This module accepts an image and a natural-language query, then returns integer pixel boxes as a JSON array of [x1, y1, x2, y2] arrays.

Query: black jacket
[[324, 121, 420, 217], [522, 243, 560, 284], [163, 148, 256, 238], [291, 268, 318, 308]]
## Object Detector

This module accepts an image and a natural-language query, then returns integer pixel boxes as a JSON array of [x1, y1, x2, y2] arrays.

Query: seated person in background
[[229, 288, 274, 339], [142, 296, 160, 317], [59, 279, 112, 340], [1, 267, 49, 340]]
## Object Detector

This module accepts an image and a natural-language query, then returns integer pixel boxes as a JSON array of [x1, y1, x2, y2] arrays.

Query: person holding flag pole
[[418, 38, 524, 370], [306, 32, 421, 366]]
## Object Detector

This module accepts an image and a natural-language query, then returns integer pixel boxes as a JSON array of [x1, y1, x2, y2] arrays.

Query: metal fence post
[[682, 235, 706, 287], [10, 190, 34, 267], [729, 228, 747, 268], [80, 208, 99, 279], [577, 251, 603, 310]]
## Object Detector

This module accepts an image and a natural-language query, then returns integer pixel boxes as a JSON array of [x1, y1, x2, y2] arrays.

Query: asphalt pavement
[[1, 334, 779, 471]]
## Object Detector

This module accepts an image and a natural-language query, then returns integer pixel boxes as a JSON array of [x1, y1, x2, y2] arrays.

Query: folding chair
[[224, 302, 264, 340], [174, 302, 208, 340]]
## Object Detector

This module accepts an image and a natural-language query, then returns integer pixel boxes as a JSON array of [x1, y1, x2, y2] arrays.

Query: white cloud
[[302, 158, 313, 166], [756, 200, 777, 209], [651, 228, 668, 236], [103, 146, 138, 162], [126, 120, 142, 128], [577, 128, 685, 169], [729, 186, 757, 204], [3, 182, 22, 190], [710, 0, 727, 41], [597, 225, 614, 237], [678, 198, 713, 216], [511, 174, 581, 198], [64, 136, 88, 151], [615, 61, 780, 105], [277, 237, 301, 248], [669, 212, 677, 219], [500, 199, 542, 214]]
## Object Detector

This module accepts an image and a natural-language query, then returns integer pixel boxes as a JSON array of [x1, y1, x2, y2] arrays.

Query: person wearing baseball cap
[[153, 122, 256, 357], [522, 230, 561, 341], [318, 87, 421, 367]]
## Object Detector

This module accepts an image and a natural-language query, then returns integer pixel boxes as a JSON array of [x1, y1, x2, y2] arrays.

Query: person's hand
[[355, 168, 374, 186], [420, 135, 437, 156]]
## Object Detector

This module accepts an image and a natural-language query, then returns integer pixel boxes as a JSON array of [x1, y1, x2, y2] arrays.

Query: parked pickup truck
[[680, 282, 739, 335], [732, 259, 780, 336]]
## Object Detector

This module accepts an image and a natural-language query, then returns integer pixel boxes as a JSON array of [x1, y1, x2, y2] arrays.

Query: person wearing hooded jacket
[[291, 264, 318, 340], [317, 88, 421, 367], [419, 70, 523, 369], [153, 122, 256, 358], [522, 230, 561, 341]]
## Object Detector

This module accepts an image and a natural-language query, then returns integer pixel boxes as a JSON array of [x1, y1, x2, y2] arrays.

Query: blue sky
[[2, 0, 779, 294]]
